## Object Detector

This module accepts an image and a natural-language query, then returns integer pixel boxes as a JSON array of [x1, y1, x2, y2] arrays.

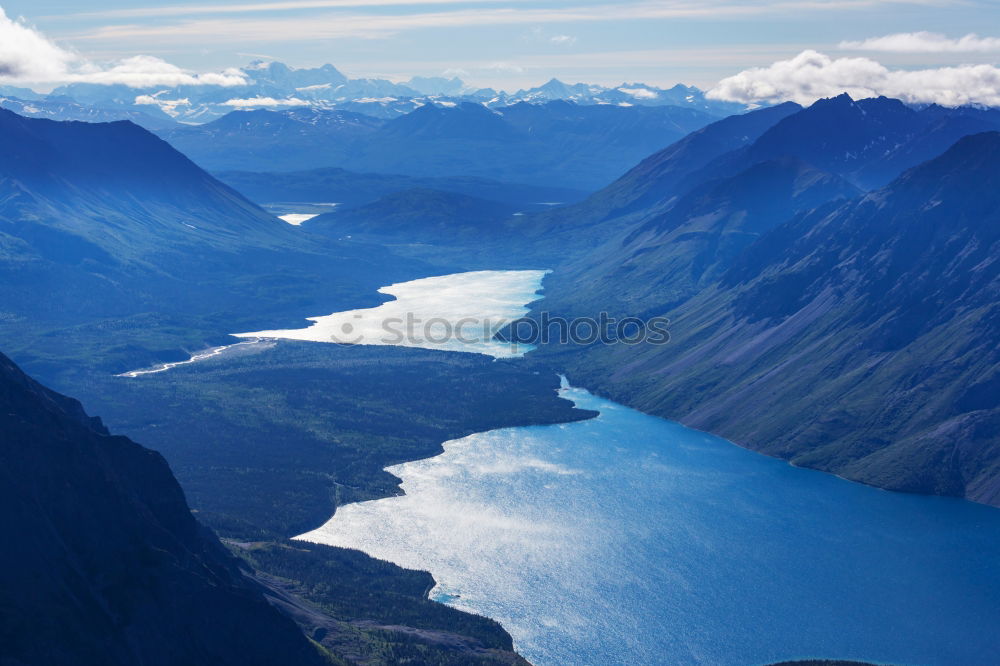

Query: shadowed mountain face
[[544, 157, 860, 318], [708, 95, 1000, 191], [0, 351, 327, 666], [537, 131, 1000, 506]]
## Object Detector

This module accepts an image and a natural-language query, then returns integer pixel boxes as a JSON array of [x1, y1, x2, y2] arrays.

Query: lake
[[233, 269, 548, 358], [298, 379, 1000, 666]]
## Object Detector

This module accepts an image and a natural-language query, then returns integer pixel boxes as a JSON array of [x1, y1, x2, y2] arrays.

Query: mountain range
[[160, 100, 718, 189], [510, 97, 1000, 507], [29, 60, 745, 124], [283, 91, 1000, 507], [0, 107, 432, 379]]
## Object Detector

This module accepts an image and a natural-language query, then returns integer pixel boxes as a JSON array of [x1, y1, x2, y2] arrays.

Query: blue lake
[[299, 380, 1000, 666]]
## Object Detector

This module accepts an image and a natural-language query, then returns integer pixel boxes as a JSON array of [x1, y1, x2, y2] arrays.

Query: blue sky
[[1, 0, 999, 94]]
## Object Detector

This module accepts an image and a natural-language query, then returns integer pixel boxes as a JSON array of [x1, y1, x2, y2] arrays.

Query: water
[[298, 381, 1000, 666], [118, 269, 543, 377], [117, 338, 272, 377], [262, 202, 339, 226], [234, 269, 548, 358], [278, 213, 319, 226]]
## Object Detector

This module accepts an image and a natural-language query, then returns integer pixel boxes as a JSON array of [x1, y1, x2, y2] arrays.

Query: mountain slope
[[507, 102, 803, 241], [540, 132, 1000, 506], [704, 95, 1000, 191], [542, 157, 860, 318], [0, 351, 328, 666], [0, 109, 425, 377], [507, 95, 1000, 266]]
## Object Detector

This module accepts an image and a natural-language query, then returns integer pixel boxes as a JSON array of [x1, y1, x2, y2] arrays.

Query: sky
[[1, 0, 999, 103]]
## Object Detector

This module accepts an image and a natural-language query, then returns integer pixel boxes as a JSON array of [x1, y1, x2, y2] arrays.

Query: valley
[[2, 53, 1000, 666]]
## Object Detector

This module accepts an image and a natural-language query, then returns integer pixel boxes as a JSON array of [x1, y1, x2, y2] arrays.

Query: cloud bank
[[0, 8, 245, 87], [708, 50, 1000, 107], [840, 32, 1000, 53]]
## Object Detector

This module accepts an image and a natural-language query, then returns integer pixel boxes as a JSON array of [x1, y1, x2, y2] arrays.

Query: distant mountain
[[534, 131, 1000, 507], [0, 94, 177, 130], [216, 166, 587, 207], [0, 84, 42, 100], [242, 59, 348, 89], [0, 351, 327, 666], [502, 78, 744, 115], [160, 101, 719, 190], [22, 61, 748, 124]]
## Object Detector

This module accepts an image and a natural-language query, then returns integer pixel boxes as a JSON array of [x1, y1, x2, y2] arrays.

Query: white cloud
[[550, 34, 576, 45], [134, 93, 191, 116], [707, 49, 1000, 107], [73, 1, 958, 45], [61, 0, 531, 20], [0, 8, 76, 81], [617, 86, 658, 99], [840, 31, 1000, 53], [222, 96, 310, 107], [0, 8, 246, 87]]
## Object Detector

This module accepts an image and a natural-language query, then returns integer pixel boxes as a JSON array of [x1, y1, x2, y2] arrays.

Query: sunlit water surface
[[121, 270, 545, 376], [298, 382, 1000, 666], [234, 269, 547, 357]]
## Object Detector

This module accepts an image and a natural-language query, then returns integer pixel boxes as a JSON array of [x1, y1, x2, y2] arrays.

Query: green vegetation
[[63, 341, 590, 664], [237, 539, 529, 664], [80, 342, 591, 538]]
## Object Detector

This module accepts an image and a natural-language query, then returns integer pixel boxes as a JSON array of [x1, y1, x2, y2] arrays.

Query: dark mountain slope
[[0, 351, 327, 666], [702, 95, 1000, 191], [541, 157, 859, 318], [538, 132, 1000, 506]]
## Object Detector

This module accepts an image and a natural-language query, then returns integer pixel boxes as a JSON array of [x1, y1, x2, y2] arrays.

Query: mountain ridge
[[532, 129, 1000, 506], [0, 350, 330, 666]]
